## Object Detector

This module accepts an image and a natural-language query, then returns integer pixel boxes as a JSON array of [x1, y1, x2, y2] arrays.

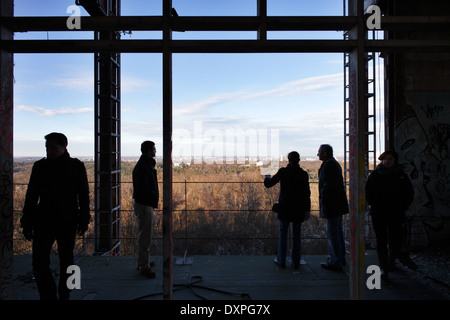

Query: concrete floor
[[11, 250, 447, 301]]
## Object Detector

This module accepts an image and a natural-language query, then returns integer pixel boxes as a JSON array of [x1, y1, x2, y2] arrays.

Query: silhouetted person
[[317, 144, 349, 271], [21, 132, 90, 300], [132, 141, 159, 278], [264, 151, 311, 269], [365, 149, 416, 280]]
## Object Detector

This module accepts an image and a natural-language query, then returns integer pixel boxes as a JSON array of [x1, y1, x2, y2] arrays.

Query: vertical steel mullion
[[116, 49, 121, 255], [162, 0, 173, 301], [94, 30, 100, 253], [371, 30, 377, 170], [257, 0, 267, 41]]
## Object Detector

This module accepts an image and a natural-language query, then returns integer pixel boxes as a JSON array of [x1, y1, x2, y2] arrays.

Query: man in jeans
[[264, 151, 311, 269], [133, 141, 159, 278], [317, 144, 349, 271]]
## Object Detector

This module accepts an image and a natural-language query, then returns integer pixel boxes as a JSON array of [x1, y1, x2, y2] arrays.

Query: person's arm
[[264, 168, 283, 188], [320, 161, 341, 211], [303, 171, 311, 212], [21, 163, 40, 240], [77, 160, 91, 236]]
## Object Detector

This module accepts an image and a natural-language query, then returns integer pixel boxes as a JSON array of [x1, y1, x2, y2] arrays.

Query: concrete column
[[348, 0, 367, 300]]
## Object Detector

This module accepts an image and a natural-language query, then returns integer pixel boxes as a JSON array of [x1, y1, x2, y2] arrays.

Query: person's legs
[[388, 215, 417, 270], [372, 213, 392, 279], [337, 217, 346, 265], [291, 222, 302, 267], [56, 225, 77, 300], [32, 226, 57, 300], [276, 220, 289, 268], [326, 216, 344, 267], [134, 202, 154, 269], [372, 214, 389, 271]]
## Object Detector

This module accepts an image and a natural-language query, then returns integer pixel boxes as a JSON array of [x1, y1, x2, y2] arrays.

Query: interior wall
[[384, 0, 450, 246]]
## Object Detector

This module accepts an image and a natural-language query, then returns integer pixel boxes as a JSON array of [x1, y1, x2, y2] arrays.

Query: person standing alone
[[132, 141, 159, 278]]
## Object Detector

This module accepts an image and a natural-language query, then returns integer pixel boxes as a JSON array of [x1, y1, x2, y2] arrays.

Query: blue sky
[[13, 0, 382, 160]]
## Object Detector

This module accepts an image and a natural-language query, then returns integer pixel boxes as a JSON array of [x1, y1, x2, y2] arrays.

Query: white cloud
[[243, 73, 342, 100], [174, 90, 249, 117], [16, 73, 156, 94], [122, 76, 159, 93], [122, 121, 161, 136], [51, 74, 158, 93], [16, 104, 92, 117], [173, 72, 342, 117], [49, 76, 93, 91]]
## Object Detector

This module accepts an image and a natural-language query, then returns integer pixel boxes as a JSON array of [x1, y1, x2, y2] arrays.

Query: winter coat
[[365, 163, 414, 217], [21, 151, 90, 228], [318, 157, 349, 219], [132, 154, 159, 208], [264, 164, 311, 222]]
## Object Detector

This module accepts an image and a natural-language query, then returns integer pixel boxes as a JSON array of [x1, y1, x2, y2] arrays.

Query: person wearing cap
[[365, 149, 416, 280]]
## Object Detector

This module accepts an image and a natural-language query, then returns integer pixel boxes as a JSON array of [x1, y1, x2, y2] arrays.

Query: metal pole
[[348, 0, 367, 300], [185, 179, 188, 251], [162, 0, 173, 300], [257, 0, 267, 41]]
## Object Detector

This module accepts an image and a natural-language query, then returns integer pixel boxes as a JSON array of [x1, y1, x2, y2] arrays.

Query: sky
[[12, 0, 385, 160]]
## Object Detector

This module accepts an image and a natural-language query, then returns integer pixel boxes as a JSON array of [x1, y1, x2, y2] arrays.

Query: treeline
[[13, 160, 329, 256]]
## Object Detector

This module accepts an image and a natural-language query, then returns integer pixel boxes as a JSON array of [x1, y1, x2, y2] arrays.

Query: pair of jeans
[[326, 216, 345, 267], [277, 220, 302, 267], [371, 212, 402, 270], [134, 201, 154, 268], [32, 223, 77, 300]]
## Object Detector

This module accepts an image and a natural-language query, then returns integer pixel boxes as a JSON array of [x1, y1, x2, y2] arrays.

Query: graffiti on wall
[[397, 92, 450, 218]]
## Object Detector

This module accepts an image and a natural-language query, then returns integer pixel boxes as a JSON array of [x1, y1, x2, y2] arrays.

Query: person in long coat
[[264, 151, 311, 269], [317, 144, 349, 271]]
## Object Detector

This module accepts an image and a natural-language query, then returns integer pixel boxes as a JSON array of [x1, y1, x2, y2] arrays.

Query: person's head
[[141, 140, 156, 157], [378, 149, 398, 168], [317, 144, 333, 161], [288, 151, 300, 165], [45, 132, 68, 159]]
